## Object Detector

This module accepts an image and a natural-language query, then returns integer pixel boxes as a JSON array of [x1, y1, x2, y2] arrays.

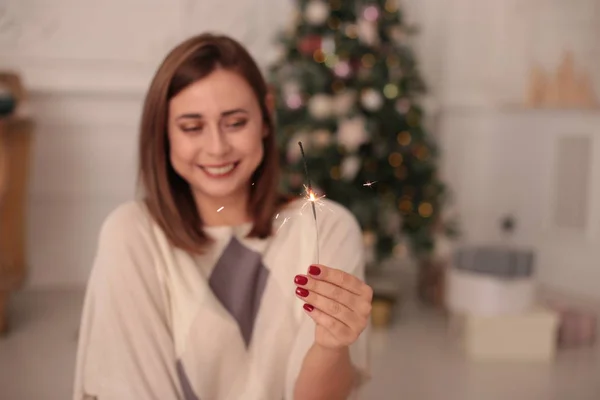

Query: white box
[[446, 269, 535, 316], [453, 309, 559, 362]]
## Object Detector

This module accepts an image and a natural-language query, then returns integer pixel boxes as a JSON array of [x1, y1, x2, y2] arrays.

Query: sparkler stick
[[298, 141, 320, 264]]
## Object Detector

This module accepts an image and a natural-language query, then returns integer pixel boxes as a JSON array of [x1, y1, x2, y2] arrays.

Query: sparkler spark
[[363, 180, 378, 188], [217, 206, 224, 212], [300, 184, 326, 214]]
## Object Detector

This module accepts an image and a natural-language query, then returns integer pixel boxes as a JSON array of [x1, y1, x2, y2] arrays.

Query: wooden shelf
[[0, 71, 34, 335]]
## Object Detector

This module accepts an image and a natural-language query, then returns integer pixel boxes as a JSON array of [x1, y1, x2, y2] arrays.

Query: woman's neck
[[194, 190, 251, 227]]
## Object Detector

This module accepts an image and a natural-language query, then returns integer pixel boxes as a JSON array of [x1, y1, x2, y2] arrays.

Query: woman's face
[[168, 68, 266, 207]]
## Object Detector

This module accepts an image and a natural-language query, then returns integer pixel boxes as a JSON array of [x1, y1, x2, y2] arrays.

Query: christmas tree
[[268, 0, 456, 267]]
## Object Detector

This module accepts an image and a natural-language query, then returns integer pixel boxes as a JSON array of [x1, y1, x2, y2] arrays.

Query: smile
[[199, 162, 239, 178]]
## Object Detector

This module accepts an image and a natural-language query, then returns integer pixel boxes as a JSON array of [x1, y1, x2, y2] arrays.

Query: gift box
[[454, 245, 535, 278], [446, 269, 535, 316], [451, 308, 559, 362], [548, 304, 597, 348]]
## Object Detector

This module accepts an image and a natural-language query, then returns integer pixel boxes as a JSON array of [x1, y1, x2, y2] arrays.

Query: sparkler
[[298, 141, 321, 264]]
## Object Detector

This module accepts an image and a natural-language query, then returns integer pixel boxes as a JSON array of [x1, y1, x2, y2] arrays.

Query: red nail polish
[[303, 304, 314, 312], [294, 275, 308, 285], [296, 287, 309, 297], [308, 265, 321, 276]]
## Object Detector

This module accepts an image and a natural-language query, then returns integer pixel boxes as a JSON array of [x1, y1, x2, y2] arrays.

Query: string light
[[415, 146, 430, 161], [418, 202, 433, 218], [313, 50, 326, 63], [385, 0, 399, 13], [397, 131, 411, 146], [384, 83, 399, 99], [388, 152, 403, 167], [398, 199, 413, 213]]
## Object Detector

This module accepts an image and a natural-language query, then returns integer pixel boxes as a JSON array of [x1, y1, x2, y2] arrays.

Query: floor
[[0, 289, 599, 400]]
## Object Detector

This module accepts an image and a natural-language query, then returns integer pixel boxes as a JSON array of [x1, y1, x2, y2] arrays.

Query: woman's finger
[[301, 303, 356, 344], [295, 274, 371, 317], [295, 286, 365, 332], [307, 264, 372, 300]]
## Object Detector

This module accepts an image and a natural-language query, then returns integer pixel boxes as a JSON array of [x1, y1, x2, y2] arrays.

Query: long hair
[[137, 33, 285, 253]]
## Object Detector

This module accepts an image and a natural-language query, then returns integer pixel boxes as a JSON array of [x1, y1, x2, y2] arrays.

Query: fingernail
[[303, 304, 314, 312], [308, 265, 321, 276], [294, 275, 308, 285], [296, 287, 309, 297]]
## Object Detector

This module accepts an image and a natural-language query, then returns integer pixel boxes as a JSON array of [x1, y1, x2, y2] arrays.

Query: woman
[[73, 33, 372, 400]]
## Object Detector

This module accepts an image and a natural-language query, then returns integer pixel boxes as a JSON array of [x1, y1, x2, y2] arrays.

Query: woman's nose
[[204, 127, 231, 156]]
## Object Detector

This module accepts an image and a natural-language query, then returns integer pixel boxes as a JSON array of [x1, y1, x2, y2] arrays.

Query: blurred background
[[1, 0, 600, 398]]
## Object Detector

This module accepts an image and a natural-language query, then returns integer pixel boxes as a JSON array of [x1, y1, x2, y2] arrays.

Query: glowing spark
[[275, 213, 280, 220], [217, 206, 224, 212], [301, 185, 326, 214], [363, 180, 378, 188], [276, 216, 291, 233]]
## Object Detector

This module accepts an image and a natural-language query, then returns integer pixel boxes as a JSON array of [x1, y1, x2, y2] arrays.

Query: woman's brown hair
[[137, 33, 286, 253]]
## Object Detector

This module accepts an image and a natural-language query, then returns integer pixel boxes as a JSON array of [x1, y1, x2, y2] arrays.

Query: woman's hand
[[294, 264, 373, 350]]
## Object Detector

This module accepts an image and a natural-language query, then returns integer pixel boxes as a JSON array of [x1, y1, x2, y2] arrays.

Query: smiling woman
[[73, 33, 372, 400]]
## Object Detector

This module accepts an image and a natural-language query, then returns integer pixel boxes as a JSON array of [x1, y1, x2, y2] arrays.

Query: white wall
[[2, 0, 600, 297]]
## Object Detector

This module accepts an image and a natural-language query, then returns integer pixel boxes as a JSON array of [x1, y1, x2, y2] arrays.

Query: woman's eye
[[227, 119, 247, 129], [181, 125, 202, 132]]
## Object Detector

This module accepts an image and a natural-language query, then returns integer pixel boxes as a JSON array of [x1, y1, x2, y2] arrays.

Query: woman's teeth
[[203, 163, 236, 176]]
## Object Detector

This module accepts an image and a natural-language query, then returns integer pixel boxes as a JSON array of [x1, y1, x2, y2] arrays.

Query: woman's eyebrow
[[175, 109, 248, 121]]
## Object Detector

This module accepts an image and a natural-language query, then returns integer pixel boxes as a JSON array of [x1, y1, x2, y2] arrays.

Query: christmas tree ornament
[[360, 88, 383, 111], [396, 98, 411, 114], [333, 60, 352, 78], [307, 94, 333, 119], [362, 5, 380, 22], [321, 36, 336, 54], [337, 116, 369, 152], [304, 0, 330, 26], [344, 24, 359, 39], [363, 231, 377, 247], [298, 35, 322, 56], [285, 93, 303, 110], [333, 90, 357, 116], [341, 156, 361, 181], [312, 129, 332, 148], [389, 26, 406, 45], [358, 19, 379, 46]]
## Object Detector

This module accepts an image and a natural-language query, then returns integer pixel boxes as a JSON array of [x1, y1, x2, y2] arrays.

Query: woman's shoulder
[[98, 199, 154, 244]]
